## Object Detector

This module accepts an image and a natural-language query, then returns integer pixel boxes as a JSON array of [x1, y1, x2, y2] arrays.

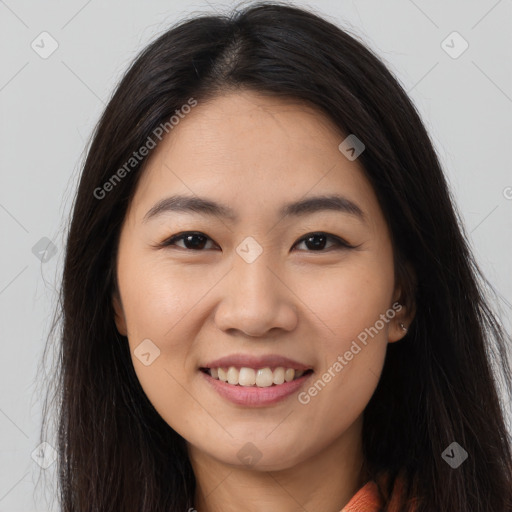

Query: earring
[[399, 322, 407, 332]]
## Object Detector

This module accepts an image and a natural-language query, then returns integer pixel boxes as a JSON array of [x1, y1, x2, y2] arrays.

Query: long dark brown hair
[[39, 2, 512, 510]]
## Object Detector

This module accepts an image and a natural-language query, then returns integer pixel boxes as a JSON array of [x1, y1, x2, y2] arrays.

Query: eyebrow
[[143, 194, 366, 224]]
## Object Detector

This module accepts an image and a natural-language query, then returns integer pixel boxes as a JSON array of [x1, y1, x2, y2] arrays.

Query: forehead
[[129, 90, 383, 228]]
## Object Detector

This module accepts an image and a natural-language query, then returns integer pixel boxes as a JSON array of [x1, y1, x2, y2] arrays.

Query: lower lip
[[200, 370, 313, 407]]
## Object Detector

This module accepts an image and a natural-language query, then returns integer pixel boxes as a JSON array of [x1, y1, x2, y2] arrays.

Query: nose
[[214, 254, 298, 338]]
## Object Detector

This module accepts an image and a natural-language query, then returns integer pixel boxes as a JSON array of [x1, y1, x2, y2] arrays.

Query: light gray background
[[0, 1, 511, 510]]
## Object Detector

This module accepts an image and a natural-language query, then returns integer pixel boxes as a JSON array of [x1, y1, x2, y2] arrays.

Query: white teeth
[[207, 366, 310, 387], [272, 367, 285, 385], [255, 368, 273, 387], [284, 368, 295, 382], [218, 367, 228, 382], [227, 366, 239, 385], [238, 367, 256, 386]]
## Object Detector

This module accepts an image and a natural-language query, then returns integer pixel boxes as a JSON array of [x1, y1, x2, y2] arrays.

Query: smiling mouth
[[200, 367, 314, 387]]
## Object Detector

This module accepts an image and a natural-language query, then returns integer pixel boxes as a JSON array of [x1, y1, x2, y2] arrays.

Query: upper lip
[[201, 353, 313, 371]]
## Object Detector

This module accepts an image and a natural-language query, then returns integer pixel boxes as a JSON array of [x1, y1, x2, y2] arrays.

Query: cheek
[[117, 254, 206, 435], [298, 254, 395, 344], [118, 252, 228, 421], [297, 251, 394, 403], [119, 252, 208, 345]]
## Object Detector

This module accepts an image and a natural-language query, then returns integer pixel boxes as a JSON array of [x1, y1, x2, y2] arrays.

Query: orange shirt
[[341, 473, 419, 512], [340, 480, 383, 512]]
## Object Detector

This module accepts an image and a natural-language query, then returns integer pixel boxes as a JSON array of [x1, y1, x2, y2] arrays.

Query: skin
[[113, 90, 413, 512]]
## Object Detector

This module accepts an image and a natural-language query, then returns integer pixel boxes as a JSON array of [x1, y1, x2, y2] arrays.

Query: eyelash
[[157, 231, 357, 252]]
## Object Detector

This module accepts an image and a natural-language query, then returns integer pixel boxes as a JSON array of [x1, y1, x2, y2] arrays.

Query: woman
[[40, 2, 512, 511]]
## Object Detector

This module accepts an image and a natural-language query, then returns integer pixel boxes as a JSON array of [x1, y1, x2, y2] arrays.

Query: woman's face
[[113, 90, 410, 471]]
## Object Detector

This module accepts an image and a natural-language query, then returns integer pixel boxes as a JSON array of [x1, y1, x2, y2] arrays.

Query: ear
[[388, 278, 416, 344], [112, 292, 127, 336]]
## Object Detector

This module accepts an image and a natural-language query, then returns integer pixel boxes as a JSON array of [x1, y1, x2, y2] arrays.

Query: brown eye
[[161, 232, 217, 250], [293, 232, 354, 251]]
